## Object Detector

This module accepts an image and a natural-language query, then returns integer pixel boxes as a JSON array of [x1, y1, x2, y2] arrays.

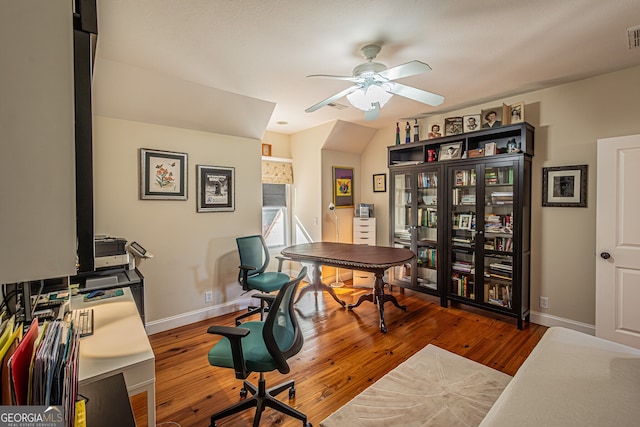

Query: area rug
[[320, 344, 511, 427]]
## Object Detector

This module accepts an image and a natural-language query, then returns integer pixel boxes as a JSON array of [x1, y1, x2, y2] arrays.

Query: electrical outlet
[[205, 291, 213, 303], [540, 296, 549, 309]]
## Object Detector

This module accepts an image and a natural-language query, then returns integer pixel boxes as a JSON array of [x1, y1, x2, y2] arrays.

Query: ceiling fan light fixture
[[346, 84, 392, 111]]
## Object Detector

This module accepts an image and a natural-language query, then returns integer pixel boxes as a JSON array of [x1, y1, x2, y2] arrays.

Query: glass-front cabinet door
[[389, 167, 443, 300], [416, 170, 439, 292], [449, 166, 478, 302], [447, 160, 519, 316], [482, 164, 515, 310], [390, 170, 414, 285]]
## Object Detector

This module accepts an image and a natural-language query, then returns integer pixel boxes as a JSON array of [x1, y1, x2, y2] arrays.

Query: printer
[[94, 236, 129, 270]]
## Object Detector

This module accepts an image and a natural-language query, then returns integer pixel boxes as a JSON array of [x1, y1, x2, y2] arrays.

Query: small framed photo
[[140, 148, 187, 200], [427, 124, 442, 139], [509, 101, 524, 124], [481, 107, 503, 129], [333, 166, 354, 208], [484, 142, 497, 156], [458, 214, 472, 230], [542, 165, 588, 208], [197, 165, 235, 212], [373, 173, 387, 193], [463, 114, 481, 133], [444, 117, 463, 136], [261, 143, 272, 156], [438, 142, 463, 161]]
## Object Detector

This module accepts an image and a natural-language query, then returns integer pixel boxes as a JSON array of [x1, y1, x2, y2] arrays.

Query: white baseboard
[[530, 310, 595, 335], [144, 297, 252, 335]]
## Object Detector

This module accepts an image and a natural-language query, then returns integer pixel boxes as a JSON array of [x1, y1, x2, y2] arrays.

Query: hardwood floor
[[132, 285, 547, 427]]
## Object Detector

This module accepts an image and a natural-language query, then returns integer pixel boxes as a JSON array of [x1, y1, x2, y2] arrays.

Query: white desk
[[72, 288, 155, 427]]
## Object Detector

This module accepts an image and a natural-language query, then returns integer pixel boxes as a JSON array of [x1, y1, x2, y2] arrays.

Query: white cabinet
[[353, 218, 376, 288], [0, 0, 77, 283]]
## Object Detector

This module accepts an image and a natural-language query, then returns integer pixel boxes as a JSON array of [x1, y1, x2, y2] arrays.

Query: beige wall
[[361, 65, 640, 329], [262, 130, 292, 159], [93, 117, 263, 329]]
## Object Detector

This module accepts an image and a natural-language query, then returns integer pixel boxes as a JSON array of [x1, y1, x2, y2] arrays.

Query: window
[[262, 183, 291, 250]]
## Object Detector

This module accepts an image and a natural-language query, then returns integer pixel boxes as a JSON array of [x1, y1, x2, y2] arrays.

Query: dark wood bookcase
[[388, 122, 534, 328]]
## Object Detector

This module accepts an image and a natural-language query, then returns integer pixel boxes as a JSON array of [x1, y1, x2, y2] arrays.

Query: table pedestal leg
[[348, 270, 406, 333], [295, 263, 346, 307]]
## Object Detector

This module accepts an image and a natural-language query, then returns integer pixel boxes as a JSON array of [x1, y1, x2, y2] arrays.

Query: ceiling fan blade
[[387, 82, 445, 106], [307, 74, 360, 82], [305, 86, 359, 113], [377, 60, 432, 81], [364, 102, 380, 121]]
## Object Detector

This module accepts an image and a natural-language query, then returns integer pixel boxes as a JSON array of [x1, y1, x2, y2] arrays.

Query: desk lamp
[[328, 203, 344, 287]]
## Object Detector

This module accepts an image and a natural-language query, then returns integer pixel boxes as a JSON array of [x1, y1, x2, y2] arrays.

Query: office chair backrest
[[236, 235, 270, 279], [263, 266, 307, 375]]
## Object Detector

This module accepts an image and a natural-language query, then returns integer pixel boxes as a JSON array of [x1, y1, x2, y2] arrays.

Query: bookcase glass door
[[416, 170, 438, 291], [483, 165, 515, 308], [450, 167, 477, 301], [391, 171, 413, 284]]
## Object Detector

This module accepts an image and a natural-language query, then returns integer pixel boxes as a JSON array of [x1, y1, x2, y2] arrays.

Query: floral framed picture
[[333, 166, 354, 208], [542, 165, 588, 207], [140, 148, 187, 200], [197, 165, 235, 212]]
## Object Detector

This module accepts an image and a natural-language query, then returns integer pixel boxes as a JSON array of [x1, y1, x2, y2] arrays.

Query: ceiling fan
[[305, 44, 445, 121]]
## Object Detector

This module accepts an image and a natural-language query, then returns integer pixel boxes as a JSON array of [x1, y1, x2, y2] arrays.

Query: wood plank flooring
[[132, 285, 547, 427]]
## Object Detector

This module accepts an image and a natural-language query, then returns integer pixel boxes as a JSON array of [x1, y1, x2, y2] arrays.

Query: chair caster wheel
[[289, 386, 296, 399], [240, 388, 248, 398], [304, 422, 312, 427]]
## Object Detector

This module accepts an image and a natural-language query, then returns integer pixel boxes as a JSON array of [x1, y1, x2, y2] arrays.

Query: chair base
[[210, 374, 310, 427]]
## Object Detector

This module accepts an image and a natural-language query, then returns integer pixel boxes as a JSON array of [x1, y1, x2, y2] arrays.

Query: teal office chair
[[235, 235, 290, 325], [206, 267, 311, 427]]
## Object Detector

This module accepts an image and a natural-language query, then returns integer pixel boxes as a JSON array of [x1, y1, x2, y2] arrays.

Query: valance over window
[[262, 159, 293, 184]]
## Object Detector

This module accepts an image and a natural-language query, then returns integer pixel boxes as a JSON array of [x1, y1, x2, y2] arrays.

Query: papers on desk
[[0, 317, 80, 427]]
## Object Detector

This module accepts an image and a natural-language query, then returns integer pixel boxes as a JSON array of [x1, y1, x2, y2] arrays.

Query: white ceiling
[[93, 0, 640, 137]]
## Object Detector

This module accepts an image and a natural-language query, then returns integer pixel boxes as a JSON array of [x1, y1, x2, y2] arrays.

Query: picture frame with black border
[[542, 165, 588, 207], [373, 173, 386, 193], [140, 148, 187, 200], [197, 165, 235, 212], [438, 142, 463, 161]]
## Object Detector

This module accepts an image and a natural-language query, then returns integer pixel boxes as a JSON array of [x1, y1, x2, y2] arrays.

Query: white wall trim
[[145, 297, 253, 335], [530, 310, 595, 335]]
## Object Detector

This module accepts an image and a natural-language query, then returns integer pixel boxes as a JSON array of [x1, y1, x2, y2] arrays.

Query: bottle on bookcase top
[[413, 119, 419, 142], [405, 121, 411, 143], [396, 122, 400, 145]]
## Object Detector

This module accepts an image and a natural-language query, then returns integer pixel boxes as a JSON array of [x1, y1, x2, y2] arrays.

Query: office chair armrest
[[207, 325, 251, 379], [238, 264, 257, 291], [275, 256, 291, 272], [207, 325, 250, 338]]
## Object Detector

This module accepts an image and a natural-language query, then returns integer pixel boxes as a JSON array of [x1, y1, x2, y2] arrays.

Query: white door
[[596, 134, 640, 348]]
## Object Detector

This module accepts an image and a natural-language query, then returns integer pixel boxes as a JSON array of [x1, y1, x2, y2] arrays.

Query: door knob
[[600, 252, 611, 260]]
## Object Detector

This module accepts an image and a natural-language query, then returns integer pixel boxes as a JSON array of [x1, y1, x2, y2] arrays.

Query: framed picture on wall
[[373, 173, 386, 192], [333, 166, 354, 208], [542, 165, 588, 207], [197, 165, 235, 212], [140, 148, 188, 200]]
